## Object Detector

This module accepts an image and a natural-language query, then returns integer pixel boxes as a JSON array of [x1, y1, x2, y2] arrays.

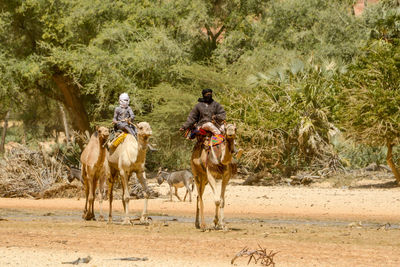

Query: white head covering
[[119, 93, 130, 108]]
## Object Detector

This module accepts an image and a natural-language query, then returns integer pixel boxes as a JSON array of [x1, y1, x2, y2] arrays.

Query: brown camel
[[80, 126, 109, 221], [97, 156, 109, 220], [107, 122, 152, 225], [191, 124, 236, 230]]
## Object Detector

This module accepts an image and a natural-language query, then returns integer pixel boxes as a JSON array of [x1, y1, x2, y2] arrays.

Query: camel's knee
[[88, 195, 94, 203], [214, 200, 221, 207], [123, 196, 130, 203]]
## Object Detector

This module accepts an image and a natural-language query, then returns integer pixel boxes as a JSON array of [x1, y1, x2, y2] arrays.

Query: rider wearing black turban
[[181, 89, 225, 133]]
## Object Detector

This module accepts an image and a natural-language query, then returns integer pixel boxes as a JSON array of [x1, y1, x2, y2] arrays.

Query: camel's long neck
[[221, 137, 235, 165], [97, 138, 106, 165], [136, 136, 149, 164]]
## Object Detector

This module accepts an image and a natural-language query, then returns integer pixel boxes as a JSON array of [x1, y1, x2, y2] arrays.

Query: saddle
[[108, 131, 128, 148], [209, 134, 225, 147], [186, 128, 225, 149]]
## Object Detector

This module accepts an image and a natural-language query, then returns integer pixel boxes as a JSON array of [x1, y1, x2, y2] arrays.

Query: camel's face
[[225, 124, 236, 139], [97, 126, 110, 142], [137, 122, 152, 141]]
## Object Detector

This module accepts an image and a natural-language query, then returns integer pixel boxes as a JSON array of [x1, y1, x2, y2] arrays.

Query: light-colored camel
[[107, 122, 152, 225], [191, 124, 236, 230], [80, 126, 109, 221]]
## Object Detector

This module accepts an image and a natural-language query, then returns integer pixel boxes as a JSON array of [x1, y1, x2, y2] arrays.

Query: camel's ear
[[164, 168, 168, 171], [158, 167, 161, 171], [95, 125, 99, 131]]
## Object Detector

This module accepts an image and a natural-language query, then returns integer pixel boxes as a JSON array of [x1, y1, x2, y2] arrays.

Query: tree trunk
[[205, 24, 225, 51], [52, 74, 90, 135], [0, 111, 10, 153], [386, 140, 400, 184], [59, 103, 70, 144]]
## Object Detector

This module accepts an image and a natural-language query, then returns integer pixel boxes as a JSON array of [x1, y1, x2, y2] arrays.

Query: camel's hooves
[[98, 215, 105, 222], [83, 213, 95, 221], [137, 216, 151, 225], [107, 219, 113, 225], [214, 225, 228, 231]]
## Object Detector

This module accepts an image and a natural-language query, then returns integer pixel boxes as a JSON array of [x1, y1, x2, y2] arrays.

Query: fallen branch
[[62, 256, 92, 265], [109, 257, 148, 261], [231, 244, 278, 266]]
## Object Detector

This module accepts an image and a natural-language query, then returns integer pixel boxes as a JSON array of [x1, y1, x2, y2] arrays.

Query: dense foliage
[[1, 0, 400, 176]]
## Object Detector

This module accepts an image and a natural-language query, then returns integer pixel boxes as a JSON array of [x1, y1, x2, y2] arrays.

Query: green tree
[[337, 40, 400, 182]]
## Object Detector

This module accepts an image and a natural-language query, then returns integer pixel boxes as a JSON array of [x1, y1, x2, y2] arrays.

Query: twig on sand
[[109, 257, 148, 261], [62, 256, 92, 265], [231, 244, 278, 266]]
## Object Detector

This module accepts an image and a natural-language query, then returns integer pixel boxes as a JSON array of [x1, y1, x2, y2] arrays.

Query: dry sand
[[0, 178, 400, 266]]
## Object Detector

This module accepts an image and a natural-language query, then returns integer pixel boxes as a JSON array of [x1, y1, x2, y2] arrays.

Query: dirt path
[[1, 180, 400, 266]]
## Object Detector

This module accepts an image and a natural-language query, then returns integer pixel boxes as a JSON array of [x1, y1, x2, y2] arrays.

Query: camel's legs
[[91, 176, 98, 220], [119, 169, 131, 225], [82, 167, 89, 218], [194, 176, 200, 228], [206, 169, 222, 228], [174, 186, 182, 201], [97, 177, 105, 221], [85, 175, 95, 221], [107, 177, 114, 224], [219, 172, 230, 229], [195, 174, 207, 229], [137, 171, 149, 222]]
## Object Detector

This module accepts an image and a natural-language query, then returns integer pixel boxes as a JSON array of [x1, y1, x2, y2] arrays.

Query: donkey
[[157, 169, 194, 202]]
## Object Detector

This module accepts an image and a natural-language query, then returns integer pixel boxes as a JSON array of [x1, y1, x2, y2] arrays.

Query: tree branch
[[214, 25, 225, 40]]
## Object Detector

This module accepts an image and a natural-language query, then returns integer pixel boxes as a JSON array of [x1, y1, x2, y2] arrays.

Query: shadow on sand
[[350, 180, 399, 189]]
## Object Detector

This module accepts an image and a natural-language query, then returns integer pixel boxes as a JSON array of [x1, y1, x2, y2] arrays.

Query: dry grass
[[0, 145, 71, 198]]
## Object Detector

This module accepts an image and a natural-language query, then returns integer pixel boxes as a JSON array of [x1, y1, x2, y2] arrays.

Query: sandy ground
[[1, 178, 400, 266]]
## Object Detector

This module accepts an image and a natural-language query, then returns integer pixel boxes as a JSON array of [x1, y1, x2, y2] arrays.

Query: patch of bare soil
[[1, 177, 400, 266]]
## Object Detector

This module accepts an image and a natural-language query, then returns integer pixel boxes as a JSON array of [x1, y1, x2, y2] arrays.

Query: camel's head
[[225, 123, 236, 139], [96, 126, 109, 143], [137, 122, 152, 141]]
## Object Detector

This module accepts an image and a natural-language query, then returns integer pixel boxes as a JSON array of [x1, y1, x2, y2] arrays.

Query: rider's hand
[[179, 127, 185, 132]]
